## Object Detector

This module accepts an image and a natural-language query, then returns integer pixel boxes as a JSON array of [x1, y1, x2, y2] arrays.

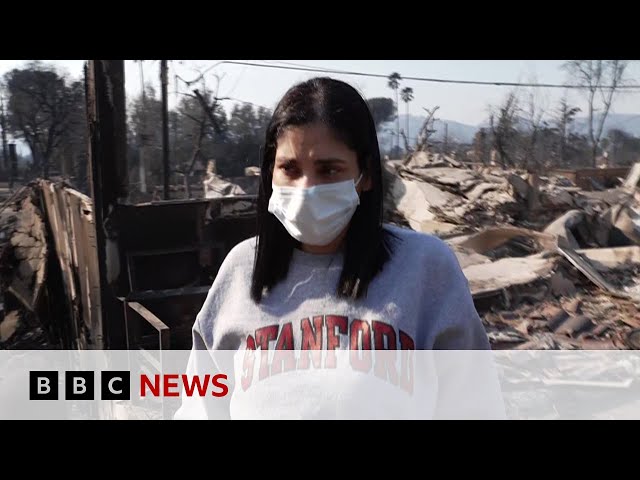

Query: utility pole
[[161, 60, 170, 200], [137, 60, 147, 194], [8, 143, 17, 190], [1, 95, 9, 172], [173, 72, 178, 169], [444, 122, 449, 155]]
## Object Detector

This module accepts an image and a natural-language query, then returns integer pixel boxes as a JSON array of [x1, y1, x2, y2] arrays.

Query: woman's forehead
[[275, 124, 356, 162]]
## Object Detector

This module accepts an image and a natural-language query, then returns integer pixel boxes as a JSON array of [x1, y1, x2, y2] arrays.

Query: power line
[[210, 60, 640, 90], [224, 64, 248, 97]]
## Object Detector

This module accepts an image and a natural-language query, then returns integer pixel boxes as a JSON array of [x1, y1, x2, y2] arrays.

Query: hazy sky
[[2, 59, 640, 126]]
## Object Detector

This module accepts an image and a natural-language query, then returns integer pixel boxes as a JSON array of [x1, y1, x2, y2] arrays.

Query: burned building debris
[[386, 150, 640, 350], [0, 180, 258, 350]]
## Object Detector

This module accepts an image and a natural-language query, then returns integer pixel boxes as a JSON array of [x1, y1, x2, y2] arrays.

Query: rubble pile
[[203, 160, 259, 199], [0, 184, 56, 349], [386, 151, 640, 350]]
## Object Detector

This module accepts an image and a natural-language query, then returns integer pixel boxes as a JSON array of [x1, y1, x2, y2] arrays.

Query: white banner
[[1, 350, 640, 420]]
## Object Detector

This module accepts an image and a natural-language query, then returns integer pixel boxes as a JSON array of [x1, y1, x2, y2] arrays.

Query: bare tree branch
[[400, 130, 412, 155], [415, 106, 440, 152], [489, 91, 519, 168], [193, 88, 229, 134], [565, 60, 629, 166]]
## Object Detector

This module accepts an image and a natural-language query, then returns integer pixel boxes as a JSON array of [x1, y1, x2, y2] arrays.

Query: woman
[[174, 77, 500, 420]]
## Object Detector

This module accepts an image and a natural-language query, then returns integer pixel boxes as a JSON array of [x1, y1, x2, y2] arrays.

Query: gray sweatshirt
[[174, 224, 502, 419]]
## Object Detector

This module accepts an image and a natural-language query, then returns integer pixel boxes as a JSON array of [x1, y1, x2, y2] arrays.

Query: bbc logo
[[29, 371, 131, 400]]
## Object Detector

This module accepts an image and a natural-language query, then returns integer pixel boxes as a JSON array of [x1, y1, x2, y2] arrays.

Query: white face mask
[[268, 174, 363, 246]]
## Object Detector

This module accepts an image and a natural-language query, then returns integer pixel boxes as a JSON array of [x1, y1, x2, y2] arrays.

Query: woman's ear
[[360, 159, 374, 192], [362, 174, 373, 192]]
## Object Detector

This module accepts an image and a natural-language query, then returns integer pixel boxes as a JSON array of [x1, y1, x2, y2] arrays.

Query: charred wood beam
[[86, 60, 128, 349]]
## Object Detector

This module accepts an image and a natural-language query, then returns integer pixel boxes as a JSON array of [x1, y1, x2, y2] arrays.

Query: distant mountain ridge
[[378, 113, 640, 148], [571, 113, 640, 138]]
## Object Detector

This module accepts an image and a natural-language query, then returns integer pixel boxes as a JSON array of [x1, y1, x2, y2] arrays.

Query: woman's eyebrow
[[314, 158, 347, 165], [275, 157, 297, 163]]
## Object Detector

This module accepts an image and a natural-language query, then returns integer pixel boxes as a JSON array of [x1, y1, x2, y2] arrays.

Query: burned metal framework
[[114, 196, 257, 350]]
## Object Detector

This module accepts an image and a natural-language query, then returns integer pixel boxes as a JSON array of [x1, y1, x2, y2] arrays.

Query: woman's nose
[[295, 175, 317, 189]]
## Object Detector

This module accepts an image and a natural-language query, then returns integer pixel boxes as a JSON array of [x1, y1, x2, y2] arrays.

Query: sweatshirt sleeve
[[431, 242, 491, 351], [426, 241, 507, 419]]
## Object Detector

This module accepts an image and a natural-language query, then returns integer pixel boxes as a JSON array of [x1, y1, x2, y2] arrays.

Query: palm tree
[[387, 72, 402, 155], [400, 87, 414, 150]]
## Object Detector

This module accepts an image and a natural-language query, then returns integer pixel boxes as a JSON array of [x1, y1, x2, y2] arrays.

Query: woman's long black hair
[[250, 77, 398, 303]]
